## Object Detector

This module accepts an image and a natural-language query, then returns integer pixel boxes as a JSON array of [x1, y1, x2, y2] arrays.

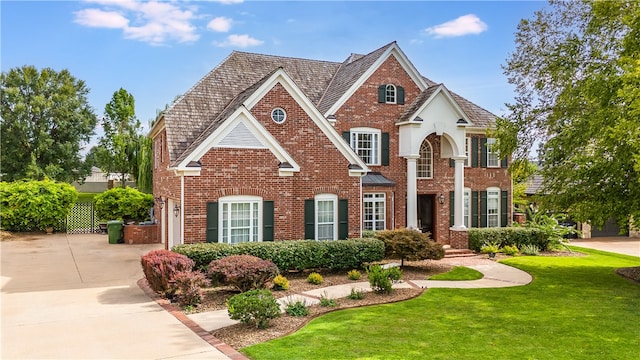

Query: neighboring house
[[150, 42, 511, 249], [73, 166, 134, 193]]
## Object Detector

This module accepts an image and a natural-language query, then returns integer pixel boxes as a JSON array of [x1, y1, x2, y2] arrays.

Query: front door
[[417, 194, 435, 235]]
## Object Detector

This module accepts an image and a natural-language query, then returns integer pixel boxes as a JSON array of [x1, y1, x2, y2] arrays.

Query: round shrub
[[272, 274, 290, 291], [170, 271, 211, 308], [141, 250, 195, 296], [0, 179, 78, 232], [208, 255, 278, 292], [307, 272, 324, 285], [94, 187, 153, 223], [227, 289, 281, 329], [375, 229, 445, 265]]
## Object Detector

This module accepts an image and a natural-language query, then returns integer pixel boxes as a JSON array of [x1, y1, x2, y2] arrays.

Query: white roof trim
[[244, 68, 369, 174], [400, 85, 474, 127], [176, 106, 300, 174], [324, 43, 429, 117]]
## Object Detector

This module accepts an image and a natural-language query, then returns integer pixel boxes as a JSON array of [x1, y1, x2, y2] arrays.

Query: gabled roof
[[156, 42, 498, 166]]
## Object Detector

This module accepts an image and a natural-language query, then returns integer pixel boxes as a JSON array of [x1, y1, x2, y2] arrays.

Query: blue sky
[[2, 0, 546, 150]]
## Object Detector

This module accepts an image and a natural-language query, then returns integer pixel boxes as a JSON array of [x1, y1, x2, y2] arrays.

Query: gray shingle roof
[[162, 43, 497, 167]]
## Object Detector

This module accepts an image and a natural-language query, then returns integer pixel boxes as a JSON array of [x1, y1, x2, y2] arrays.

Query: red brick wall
[[123, 224, 160, 244]]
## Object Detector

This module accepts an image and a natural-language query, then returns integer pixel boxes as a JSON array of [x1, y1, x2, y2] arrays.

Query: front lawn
[[243, 248, 640, 360]]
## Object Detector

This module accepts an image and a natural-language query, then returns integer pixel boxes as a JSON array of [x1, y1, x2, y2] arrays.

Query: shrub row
[[172, 238, 385, 272], [468, 227, 550, 252]]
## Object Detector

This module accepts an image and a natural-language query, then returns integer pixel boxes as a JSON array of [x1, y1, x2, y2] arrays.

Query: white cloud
[[213, 0, 244, 4], [214, 34, 263, 48], [74, 8, 129, 28], [73, 0, 200, 45], [424, 14, 488, 38], [207, 16, 232, 32]]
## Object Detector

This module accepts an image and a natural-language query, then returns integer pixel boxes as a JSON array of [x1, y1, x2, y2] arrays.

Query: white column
[[453, 156, 466, 229], [406, 156, 418, 229]]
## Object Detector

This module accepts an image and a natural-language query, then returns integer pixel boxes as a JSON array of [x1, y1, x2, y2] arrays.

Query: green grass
[[428, 266, 483, 281], [243, 248, 640, 360]]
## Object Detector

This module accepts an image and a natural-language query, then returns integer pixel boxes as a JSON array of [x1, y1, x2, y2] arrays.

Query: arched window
[[417, 139, 433, 178], [385, 84, 396, 103]]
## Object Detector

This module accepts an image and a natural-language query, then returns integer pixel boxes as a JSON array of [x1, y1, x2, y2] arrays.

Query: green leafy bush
[[172, 238, 385, 272], [468, 228, 550, 252], [272, 274, 290, 291], [226, 289, 281, 329], [0, 179, 77, 231], [319, 293, 338, 307], [520, 244, 540, 256], [480, 241, 500, 254], [387, 266, 403, 281], [347, 269, 362, 280], [367, 265, 399, 294], [284, 299, 309, 317], [207, 255, 278, 292], [501, 245, 520, 256], [375, 229, 445, 266], [170, 271, 211, 308], [348, 288, 366, 300], [307, 272, 324, 285], [140, 250, 195, 296], [94, 187, 153, 223]]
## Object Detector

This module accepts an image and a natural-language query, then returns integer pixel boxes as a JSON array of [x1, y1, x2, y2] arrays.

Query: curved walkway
[[187, 259, 533, 333]]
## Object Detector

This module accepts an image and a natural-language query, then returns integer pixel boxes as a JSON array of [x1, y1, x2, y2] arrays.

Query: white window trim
[[417, 139, 433, 179], [363, 193, 386, 231], [487, 187, 500, 228], [271, 107, 286, 124], [350, 127, 381, 166], [219, 195, 262, 244], [315, 193, 337, 241], [464, 137, 471, 167], [463, 188, 471, 228], [487, 138, 499, 168], [385, 84, 396, 104]]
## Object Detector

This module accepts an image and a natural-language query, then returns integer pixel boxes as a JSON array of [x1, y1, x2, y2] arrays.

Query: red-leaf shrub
[[170, 271, 211, 307], [141, 250, 195, 295], [207, 255, 278, 292]]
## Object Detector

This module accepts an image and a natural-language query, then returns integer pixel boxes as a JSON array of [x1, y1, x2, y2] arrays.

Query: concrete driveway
[[570, 236, 640, 257], [1, 233, 230, 360]]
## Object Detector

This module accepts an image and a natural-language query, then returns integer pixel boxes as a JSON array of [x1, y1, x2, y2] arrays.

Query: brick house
[[149, 41, 511, 249]]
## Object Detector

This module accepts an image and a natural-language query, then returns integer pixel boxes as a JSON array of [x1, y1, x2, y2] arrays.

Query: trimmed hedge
[[468, 227, 550, 252], [173, 238, 385, 272]]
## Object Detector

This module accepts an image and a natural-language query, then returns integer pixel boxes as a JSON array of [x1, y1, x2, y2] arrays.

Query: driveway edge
[[137, 278, 249, 360]]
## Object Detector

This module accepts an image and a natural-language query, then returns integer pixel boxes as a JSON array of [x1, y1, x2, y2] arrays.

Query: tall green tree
[[0, 66, 97, 182], [496, 0, 640, 230], [94, 88, 141, 187]]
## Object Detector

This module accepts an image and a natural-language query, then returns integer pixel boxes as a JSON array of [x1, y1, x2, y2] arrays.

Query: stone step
[[444, 249, 477, 258]]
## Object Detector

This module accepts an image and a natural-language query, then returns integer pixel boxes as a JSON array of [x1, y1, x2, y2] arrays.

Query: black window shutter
[[472, 137, 479, 168], [263, 201, 274, 241], [381, 132, 390, 166], [471, 191, 479, 228], [397, 86, 405, 105], [480, 138, 488, 168], [501, 191, 508, 227], [449, 158, 454, 167], [304, 199, 315, 240], [501, 155, 508, 168], [378, 85, 386, 103], [449, 191, 454, 227], [342, 131, 351, 146], [338, 199, 349, 240], [480, 191, 488, 227], [206, 202, 218, 243]]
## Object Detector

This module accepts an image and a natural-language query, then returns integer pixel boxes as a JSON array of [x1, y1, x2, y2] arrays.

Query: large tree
[[0, 66, 97, 182], [94, 88, 141, 187], [496, 0, 640, 231]]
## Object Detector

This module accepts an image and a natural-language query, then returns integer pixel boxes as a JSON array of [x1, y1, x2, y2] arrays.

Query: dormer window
[[378, 84, 405, 104]]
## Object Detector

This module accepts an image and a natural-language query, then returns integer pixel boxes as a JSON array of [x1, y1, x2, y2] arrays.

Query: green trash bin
[[107, 220, 123, 244]]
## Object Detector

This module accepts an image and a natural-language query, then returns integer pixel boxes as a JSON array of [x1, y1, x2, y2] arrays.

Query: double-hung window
[[350, 128, 380, 165], [315, 194, 337, 240], [486, 188, 500, 227], [486, 138, 499, 168], [220, 196, 261, 244], [363, 193, 385, 231]]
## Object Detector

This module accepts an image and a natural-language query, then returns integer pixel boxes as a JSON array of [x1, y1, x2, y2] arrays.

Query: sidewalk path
[[188, 258, 533, 332]]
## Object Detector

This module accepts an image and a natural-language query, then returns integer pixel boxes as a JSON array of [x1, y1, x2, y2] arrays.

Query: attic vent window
[[378, 84, 405, 104], [271, 108, 286, 124]]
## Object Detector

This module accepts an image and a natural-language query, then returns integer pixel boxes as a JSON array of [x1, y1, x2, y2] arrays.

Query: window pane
[[363, 193, 385, 231], [487, 138, 499, 167], [221, 201, 259, 243], [463, 190, 470, 228], [351, 131, 380, 165], [318, 224, 333, 240], [417, 140, 432, 178]]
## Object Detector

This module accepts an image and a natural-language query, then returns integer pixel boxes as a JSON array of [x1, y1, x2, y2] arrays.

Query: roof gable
[[398, 84, 472, 126]]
